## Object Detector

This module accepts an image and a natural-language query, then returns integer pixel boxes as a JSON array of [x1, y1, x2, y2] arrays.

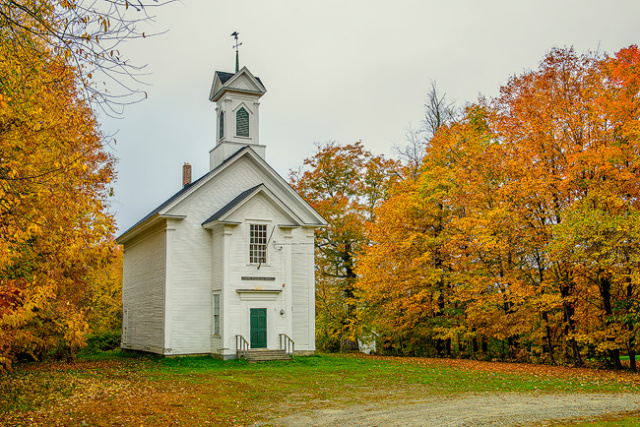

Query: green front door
[[250, 308, 267, 349]]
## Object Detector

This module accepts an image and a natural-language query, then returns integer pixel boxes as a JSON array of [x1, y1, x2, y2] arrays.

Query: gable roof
[[215, 70, 264, 88], [209, 67, 266, 102], [117, 146, 326, 245], [216, 71, 234, 85]]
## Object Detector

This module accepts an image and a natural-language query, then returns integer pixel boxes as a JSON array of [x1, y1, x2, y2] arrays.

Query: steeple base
[[210, 141, 266, 170]]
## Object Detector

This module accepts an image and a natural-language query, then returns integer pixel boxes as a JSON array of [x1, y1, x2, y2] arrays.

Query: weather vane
[[231, 31, 242, 73]]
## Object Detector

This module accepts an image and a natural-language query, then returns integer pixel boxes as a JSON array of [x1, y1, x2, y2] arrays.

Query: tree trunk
[[542, 311, 555, 363], [627, 277, 637, 371], [560, 283, 582, 367], [600, 276, 622, 369]]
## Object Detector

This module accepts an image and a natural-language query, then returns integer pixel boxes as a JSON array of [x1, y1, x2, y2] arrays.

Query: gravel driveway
[[257, 392, 640, 426]]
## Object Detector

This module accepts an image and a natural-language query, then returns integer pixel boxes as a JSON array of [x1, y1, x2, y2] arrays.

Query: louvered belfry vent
[[219, 111, 224, 139], [236, 107, 249, 137]]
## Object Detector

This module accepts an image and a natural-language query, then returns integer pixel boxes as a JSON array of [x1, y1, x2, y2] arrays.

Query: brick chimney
[[182, 163, 192, 187]]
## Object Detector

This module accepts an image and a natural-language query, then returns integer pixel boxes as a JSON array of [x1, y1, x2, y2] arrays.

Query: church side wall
[[122, 227, 166, 353], [290, 227, 315, 351], [166, 213, 214, 355]]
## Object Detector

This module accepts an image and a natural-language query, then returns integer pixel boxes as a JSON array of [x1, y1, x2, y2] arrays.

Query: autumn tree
[[0, 5, 116, 370], [86, 246, 123, 337], [358, 46, 640, 368], [596, 45, 640, 370], [358, 107, 507, 357], [290, 141, 399, 351], [489, 46, 640, 367]]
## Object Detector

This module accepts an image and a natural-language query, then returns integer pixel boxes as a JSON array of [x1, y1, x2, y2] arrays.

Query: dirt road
[[257, 392, 640, 426]]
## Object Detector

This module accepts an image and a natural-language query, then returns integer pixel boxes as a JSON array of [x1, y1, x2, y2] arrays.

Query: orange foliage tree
[[358, 46, 640, 369], [0, 5, 116, 370], [290, 141, 399, 351]]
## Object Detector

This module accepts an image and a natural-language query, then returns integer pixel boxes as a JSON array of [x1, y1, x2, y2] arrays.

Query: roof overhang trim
[[235, 289, 282, 294], [202, 220, 241, 230], [116, 214, 185, 245]]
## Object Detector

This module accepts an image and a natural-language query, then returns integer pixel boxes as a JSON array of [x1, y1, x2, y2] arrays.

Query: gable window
[[249, 224, 267, 264], [213, 294, 220, 336], [219, 111, 224, 139], [236, 107, 249, 137]]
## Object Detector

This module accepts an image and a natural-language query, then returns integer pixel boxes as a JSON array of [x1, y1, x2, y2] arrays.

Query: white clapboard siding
[[122, 227, 166, 353], [291, 228, 315, 349]]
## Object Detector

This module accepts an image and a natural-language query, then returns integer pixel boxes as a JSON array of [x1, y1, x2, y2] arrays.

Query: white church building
[[117, 65, 326, 359]]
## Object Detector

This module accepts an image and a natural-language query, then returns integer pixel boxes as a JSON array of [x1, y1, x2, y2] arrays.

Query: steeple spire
[[231, 31, 242, 73]]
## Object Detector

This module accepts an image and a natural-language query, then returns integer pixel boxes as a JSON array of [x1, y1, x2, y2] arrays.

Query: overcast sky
[[103, 0, 640, 233]]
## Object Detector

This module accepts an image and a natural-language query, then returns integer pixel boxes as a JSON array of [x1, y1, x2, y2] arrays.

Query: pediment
[[202, 184, 303, 228], [228, 73, 262, 92], [233, 102, 254, 114], [209, 67, 267, 102]]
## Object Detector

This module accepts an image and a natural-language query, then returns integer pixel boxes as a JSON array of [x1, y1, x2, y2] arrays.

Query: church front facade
[[117, 67, 325, 358]]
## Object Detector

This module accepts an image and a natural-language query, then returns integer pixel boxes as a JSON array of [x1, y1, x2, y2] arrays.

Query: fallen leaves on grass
[[2, 354, 640, 427], [353, 354, 640, 391]]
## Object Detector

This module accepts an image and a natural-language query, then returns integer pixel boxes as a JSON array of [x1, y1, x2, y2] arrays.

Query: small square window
[[249, 224, 267, 264]]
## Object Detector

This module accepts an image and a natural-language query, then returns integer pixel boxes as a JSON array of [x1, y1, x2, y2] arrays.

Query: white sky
[[103, 0, 640, 234]]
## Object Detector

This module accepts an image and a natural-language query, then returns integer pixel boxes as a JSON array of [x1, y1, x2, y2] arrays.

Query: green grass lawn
[[1, 352, 639, 426]]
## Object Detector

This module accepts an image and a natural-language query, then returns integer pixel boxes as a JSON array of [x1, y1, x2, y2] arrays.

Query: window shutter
[[219, 111, 224, 139], [236, 107, 249, 137]]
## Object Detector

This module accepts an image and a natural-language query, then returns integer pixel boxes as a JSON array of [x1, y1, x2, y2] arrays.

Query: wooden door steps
[[243, 349, 292, 362]]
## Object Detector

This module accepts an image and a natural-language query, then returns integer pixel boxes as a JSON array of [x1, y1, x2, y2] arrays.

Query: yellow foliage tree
[[0, 6, 115, 370], [86, 246, 123, 336]]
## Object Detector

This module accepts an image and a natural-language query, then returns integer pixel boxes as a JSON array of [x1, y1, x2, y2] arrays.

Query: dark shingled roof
[[216, 71, 234, 84], [201, 183, 264, 226], [215, 71, 265, 89], [117, 147, 249, 241]]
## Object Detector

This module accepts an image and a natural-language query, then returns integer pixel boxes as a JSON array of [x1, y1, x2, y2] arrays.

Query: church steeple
[[208, 66, 267, 171]]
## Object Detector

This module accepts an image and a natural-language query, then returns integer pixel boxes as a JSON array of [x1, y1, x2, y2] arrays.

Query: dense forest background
[[296, 46, 640, 371]]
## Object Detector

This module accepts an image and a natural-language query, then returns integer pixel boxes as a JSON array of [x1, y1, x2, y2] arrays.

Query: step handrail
[[279, 333, 295, 355], [236, 334, 250, 359]]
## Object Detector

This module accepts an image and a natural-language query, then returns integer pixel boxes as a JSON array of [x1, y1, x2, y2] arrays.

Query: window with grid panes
[[249, 224, 267, 264]]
